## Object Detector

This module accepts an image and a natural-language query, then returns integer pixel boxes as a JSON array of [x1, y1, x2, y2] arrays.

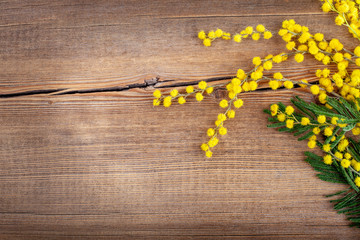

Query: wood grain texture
[[1, 0, 360, 239]]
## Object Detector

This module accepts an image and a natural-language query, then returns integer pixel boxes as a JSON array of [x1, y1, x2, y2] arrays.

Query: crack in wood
[[155, 76, 234, 88], [0, 76, 232, 98], [158, 12, 327, 20], [0, 89, 66, 98], [0, 75, 314, 98]]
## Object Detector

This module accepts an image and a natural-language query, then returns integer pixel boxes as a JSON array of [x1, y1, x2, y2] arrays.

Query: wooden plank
[[0, 0, 356, 94], [1, 0, 360, 238], [0, 90, 359, 238]]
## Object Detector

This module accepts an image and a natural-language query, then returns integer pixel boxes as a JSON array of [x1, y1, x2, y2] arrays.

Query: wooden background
[[1, 0, 360, 239]]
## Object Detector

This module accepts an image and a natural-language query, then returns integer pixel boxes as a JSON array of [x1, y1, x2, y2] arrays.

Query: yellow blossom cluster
[[232, 24, 273, 43], [198, 29, 231, 47], [154, 16, 360, 172], [269, 99, 360, 180], [201, 78, 247, 157], [322, 137, 360, 171], [321, 0, 360, 40], [152, 81, 214, 107], [151, 2, 360, 217], [198, 25, 273, 47], [278, 18, 360, 107], [270, 104, 297, 129]]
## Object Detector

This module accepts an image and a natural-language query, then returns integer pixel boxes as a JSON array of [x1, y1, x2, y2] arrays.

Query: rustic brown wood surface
[[1, 0, 360, 239]]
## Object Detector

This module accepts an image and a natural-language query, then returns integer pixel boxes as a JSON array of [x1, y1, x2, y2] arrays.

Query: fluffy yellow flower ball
[[322, 2, 331, 12], [277, 113, 286, 122], [234, 34, 242, 43], [329, 38, 343, 51], [341, 159, 351, 168], [205, 150, 213, 158], [219, 99, 229, 108], [284, 81, 294, 89], [269, 80, 280, 90], [314, 33, 324, 41], [237, 69, 246, 80], [355, 177, 360, 187], [233, 99, 243, 108], [196, 93, 204, 102], [215, 29, 223, 37], [198, 31, 206, 40], [203, 38, 211, 47], [301, 117, 310, 125], [163, 96, 172, 107], [208, 137, 219, 148], [227, 110, 235, 119], [273, 72, 283, 80], [313, 127, 321, 135], [178, 96, 186, 105], [323, 155, 333, 165], [198, 81, 207, 90], [153, 99, 160, 106], [170, 89, 178, 97], [153, 89, 162, 98], [219, 127, 227, 135], [208, 31, 215, 38], [323, 144, 331, 152], [310, 85, 320, 95], [294, 53, 304, 63], [206, 87, 214, 94], [256, 24, 265, 32], [286, 119, 294, 129], [308, 140, 316, 149], [285, 105, 294, 115], [335, 15, 345, 25], [263, 60, 273, 70], [218, 113, 227, 122], [201, 143, 209, 151], [245, 26, 253, 34], [252, 57, 262, 66], [317, 115, 326, 124], [263, 31, 272, 39], [270, 104, 279, 116], [252, 33, 260, 41], [354, 46, 360, 56], [324, 127, 333, 136], [186, 86, 194, 93], [207, 128, 215, 137]]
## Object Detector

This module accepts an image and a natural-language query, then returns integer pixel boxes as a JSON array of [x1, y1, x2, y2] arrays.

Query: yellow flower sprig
[[199, 52, 297, 157], [266, 90, 360, 226], [153, 80, 219, 107], [153, 1, 360, 228], [154, 18, 360, 158], [268, 99, 360, 185], [321, 0, 360, 41], [201, 83, 244, 158], [198, 24, 273, 47], [233, 24, 273, 43], [153, 50, 291, 157], [154, 48, 338, 158], [198, 28, 231, 47], [278, 18, 360, 107]]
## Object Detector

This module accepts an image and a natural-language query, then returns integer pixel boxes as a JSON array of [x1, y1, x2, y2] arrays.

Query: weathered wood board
[[1, 0, 359, 239]]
